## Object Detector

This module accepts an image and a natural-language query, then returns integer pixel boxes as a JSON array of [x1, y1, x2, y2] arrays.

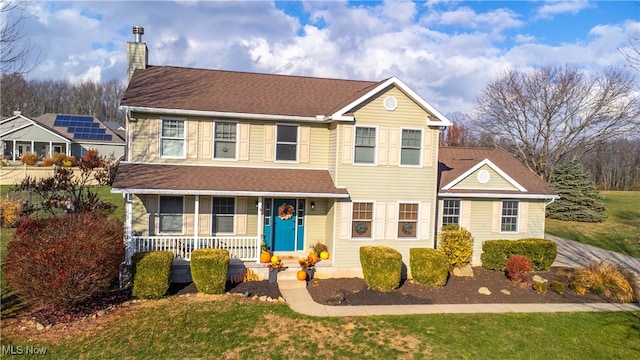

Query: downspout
[[194, 195, 199, 250]]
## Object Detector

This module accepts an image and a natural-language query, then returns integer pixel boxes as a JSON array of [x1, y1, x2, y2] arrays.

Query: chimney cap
[[133, 26, 144, 35]]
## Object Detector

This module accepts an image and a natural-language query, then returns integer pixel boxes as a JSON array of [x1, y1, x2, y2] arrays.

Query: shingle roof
[[121, 66, 382, 117], [438, 147, 556, 196], [111, 163, 349, 197]]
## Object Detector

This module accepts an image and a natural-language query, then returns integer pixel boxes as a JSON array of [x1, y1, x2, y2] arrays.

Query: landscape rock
[[478, 287, 491, 295], [453, 265, 475, 277], [532, 275, 548, 283], [500, 289, 511, 295]]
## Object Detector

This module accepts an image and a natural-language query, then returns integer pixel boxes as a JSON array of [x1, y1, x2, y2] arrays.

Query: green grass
[[546, 191, 640, 258], [1, 297, 638, 359]]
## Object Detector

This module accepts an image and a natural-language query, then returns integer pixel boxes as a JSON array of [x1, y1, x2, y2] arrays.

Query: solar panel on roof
[[55, 114, 113, 142]]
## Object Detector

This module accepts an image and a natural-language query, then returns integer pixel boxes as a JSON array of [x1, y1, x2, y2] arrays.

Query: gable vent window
[[383, 96, 397, 111]]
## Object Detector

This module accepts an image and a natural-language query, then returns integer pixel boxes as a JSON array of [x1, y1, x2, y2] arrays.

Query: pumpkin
[[308, 252, 319, 264], [271, 255, 279, 264], [320, 251, 329, 260], [297, 270, 307, 281], [260, 251, 271, 263]]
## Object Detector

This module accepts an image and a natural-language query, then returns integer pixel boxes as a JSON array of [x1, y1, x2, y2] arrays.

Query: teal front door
[[273, 199, 296, 251]]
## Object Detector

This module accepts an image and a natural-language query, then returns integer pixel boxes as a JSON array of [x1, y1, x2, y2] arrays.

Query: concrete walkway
[[277, 236, 640, 316]]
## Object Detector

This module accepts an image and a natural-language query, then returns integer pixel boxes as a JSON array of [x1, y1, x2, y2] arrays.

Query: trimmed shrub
[[409, 248, 449, 288], [4, 213, 124, 309], [550, 280, 565, 294], [571, 261, 637, 303], [533, 280, 547, 294], [481, 239, 557, 271], [132, 251, 174, 299], [506, 255, 532, 283], [438, 225, 473, 269], [190, 249, 230, 294], [360, 246, 402, 292], [20, 152, 38, 165]]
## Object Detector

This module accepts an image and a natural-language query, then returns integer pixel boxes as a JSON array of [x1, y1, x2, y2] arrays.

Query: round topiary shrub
[[438, 225, 473, 269], [4, 213, 124, 310], [409, 248, 449, 288], [506, 255, 532, 283], [360, 246, 402, 292]]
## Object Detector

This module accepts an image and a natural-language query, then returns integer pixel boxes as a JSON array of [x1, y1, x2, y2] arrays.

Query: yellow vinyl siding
[[453, 165, 520, 190], [331, 86, 441, 268], [305, 198, 329, 247], [128, 115, 331, 168]]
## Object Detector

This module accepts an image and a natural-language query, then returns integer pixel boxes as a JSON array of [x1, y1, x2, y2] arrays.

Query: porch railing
[[126, 236, 260, 264]]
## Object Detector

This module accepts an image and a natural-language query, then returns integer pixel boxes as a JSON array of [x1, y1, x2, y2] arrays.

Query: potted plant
[[312, 242, 330, 260], [298, 254, 318, 281], [260, 238, 271, 263], [267, 258, 286, 283]]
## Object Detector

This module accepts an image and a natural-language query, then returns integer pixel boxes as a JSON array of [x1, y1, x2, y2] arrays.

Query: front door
[[272, 199, 296, 251]]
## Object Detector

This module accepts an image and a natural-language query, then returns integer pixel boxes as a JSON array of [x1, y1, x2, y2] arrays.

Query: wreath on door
[[278, 203, 294, 220]]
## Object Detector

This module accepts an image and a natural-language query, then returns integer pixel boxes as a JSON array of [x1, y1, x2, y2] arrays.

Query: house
[[0, 112, 125, 161], [112, 31, 557, 280]]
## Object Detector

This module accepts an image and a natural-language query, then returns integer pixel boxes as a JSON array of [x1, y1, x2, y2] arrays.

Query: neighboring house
[[112, 34, 556, 277], [0, 112, 125, 161]]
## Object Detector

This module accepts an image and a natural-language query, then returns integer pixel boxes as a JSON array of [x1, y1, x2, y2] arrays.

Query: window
[[160, 119, 185, 157], [354, 127, 376, 164], [214, 122, 236, 159], [212, 197, 235, 234], [442, 199, 461, 226], [401, 129, 422, 166], [398, 203, 418, 238], [276, 124, 297, 161], [351, 202, 373, 238], [501, 200, 519, 232], [297, 200, 305, 226], [159, 196, 183, 233]]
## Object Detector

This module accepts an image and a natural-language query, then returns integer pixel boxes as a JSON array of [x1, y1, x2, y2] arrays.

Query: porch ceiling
[[111, 162, 349, 198]]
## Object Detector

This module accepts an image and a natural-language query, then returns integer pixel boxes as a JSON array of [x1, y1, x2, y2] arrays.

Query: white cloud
[[536, 0, 592, 19]]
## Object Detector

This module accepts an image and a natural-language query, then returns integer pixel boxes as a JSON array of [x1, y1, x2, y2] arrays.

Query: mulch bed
[[306, 267, 615, 306]]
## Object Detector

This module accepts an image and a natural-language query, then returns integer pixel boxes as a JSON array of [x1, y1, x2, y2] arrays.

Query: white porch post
[[66, 142, 70, 156], [124, 193, 133, 265], [48, 141, 53, 157], [256, 196, 263, 263], [30, 140, 34, 155], [194, 195, 199, 249], [12, 140, 16, 161]]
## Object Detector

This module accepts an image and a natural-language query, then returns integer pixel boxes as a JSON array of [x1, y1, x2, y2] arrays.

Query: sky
[[3, 0, 639, 115]]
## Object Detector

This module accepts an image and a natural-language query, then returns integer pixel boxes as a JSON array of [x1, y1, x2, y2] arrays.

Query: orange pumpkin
[[260, 251, 271, 263], [297, 270, 307, 281], [308, 252, 319, 264]]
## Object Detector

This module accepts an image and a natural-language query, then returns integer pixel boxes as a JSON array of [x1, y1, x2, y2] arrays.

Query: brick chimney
[[127, 26, 148, 83]]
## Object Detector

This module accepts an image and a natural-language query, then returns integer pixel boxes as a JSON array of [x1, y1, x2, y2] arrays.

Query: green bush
[[132, 251, 174, 299], [438, 225, 473, 269], [550, 281, 565, 294], [190, 249, 230, 294], [360, 246, 402, 292], [533, 280, 547, 294], [481, 239, 557, 271], [409, 248, 449, 288]]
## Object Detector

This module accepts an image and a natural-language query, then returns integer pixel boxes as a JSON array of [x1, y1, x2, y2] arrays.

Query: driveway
[[545, 234, 640, 276]]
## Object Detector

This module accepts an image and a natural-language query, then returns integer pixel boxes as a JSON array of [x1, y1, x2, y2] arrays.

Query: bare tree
[[619, 35, 640, 71], [470, 65, 640, 182], [1, 0, 40, 75]]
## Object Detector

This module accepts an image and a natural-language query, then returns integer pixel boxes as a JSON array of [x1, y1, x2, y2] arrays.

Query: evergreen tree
[[546, 162, 606, 222]]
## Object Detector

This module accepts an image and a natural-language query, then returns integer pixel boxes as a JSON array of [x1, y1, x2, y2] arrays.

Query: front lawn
[[546, 191, 640, 258], [1, 296, 639, 359]]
